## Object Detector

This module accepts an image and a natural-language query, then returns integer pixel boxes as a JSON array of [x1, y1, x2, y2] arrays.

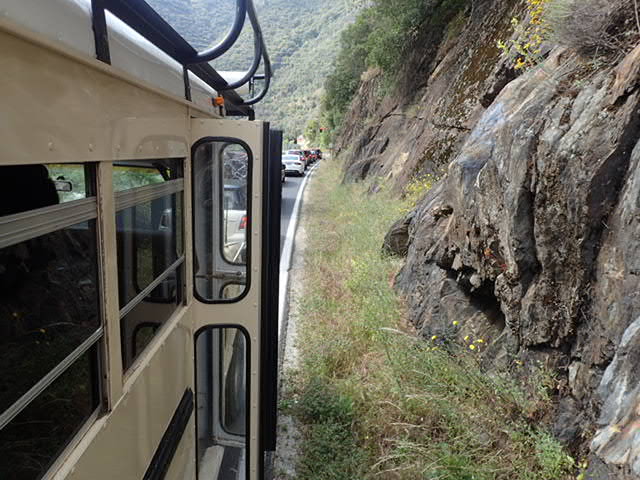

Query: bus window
[[114, 160, 185, 372], [196, 327, 247, 480], [193, 141, 251, 302], [113, 162, 167, 192], [0, 163, 95, 216], [0, 164, 101, 480]]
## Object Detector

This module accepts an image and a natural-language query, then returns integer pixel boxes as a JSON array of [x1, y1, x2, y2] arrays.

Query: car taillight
[[239, 215, 248, 230]]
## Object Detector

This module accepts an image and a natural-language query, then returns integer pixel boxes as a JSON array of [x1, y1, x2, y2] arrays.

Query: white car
[[282, 154, 305, 176]]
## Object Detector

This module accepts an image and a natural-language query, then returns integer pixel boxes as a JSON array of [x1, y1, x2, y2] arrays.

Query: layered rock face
[[338, 1, 640, 477]]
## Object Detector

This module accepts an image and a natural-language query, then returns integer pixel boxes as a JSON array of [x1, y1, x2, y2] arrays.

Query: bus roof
[[1, 0, 251, 115]]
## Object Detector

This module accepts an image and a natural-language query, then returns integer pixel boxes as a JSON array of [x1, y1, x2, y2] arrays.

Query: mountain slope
[[147, 0, 357, 138]]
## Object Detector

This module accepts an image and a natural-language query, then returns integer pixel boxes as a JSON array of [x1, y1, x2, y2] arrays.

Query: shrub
[[498, 0, 553, 71], [547, 0, 637, 57]]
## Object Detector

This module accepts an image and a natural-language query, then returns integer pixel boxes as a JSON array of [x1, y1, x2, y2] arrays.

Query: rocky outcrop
[[337, 0, 640, 476], [338, 0, 520, 190]]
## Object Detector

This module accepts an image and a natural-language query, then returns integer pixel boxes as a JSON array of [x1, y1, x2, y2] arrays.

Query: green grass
[[288, 160, 576, 480]]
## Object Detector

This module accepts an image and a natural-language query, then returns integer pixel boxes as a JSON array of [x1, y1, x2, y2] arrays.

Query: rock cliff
[[337, 0, 640, 477]]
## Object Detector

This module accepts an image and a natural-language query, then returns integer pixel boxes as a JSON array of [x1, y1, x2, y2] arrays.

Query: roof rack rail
[[91, 0, 272, 116]]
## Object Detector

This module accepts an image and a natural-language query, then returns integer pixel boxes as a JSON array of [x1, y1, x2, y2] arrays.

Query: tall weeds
[[288, 161, 575, 479]]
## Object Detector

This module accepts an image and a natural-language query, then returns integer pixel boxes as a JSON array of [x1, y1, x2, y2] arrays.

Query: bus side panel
[[0, 29, 190, 165], [56, 312, 194, 480], [164, 417, 197, 480]]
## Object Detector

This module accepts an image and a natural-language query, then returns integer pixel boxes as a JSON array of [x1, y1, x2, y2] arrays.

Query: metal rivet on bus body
[[88, 143, 94, 152], [48, 142, 54, 151]]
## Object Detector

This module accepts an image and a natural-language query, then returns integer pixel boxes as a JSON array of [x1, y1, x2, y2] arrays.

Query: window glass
[[47, 164, 91, 203], [196, 327, 247, 480], [193, 141, 250, 302], [116, 193, 183, 308], [113, 159, 181, 192], [221, 329, 246, 437], [0, 164, 92, 217], [115, 159, 185, 372], [0, 220, 100, 413], [0, 348, 99, 480], [120, 267, 182, 371]]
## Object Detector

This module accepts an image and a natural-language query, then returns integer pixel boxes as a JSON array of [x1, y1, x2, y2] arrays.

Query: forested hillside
[[148, 0, 357, 139]]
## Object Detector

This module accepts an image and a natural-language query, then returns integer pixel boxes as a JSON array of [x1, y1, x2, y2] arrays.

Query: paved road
[[280, 171, 308, 254]]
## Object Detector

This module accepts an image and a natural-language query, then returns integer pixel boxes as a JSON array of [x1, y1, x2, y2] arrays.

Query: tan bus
[[0, 1, 281, 479]]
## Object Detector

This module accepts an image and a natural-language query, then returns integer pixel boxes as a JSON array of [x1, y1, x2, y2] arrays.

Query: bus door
[[191, 119, 281, 480]]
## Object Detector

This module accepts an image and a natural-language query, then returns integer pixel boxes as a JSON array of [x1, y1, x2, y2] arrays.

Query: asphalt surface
[[280, 170, 308, 254]]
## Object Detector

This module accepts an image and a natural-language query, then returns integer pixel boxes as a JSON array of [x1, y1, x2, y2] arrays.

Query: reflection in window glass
[[0, 164, 92, 216], [221, 329, 246, 437], [116, 193, 183, 308], [222, 146, 248, 266], [47, 164, 91, 203], [193, 141, 250, 302], [113, 159, 181, 192], [0, 221, 100, 413], [0, 348, 99, 480], [221, 284, 245, 300]]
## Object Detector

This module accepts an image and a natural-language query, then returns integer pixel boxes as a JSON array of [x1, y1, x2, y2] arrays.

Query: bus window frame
[[191, 137, 254, 305], [113, 159, 187, 373], [0, 164, 105, 478]]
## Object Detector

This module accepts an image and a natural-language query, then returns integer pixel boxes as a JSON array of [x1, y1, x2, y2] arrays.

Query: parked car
[[285, 150, 307, 169], [281, 162, 286, 183], [282, 154, 305, 176], [312, 149, 322, 160], [302, 150, 313, 165]]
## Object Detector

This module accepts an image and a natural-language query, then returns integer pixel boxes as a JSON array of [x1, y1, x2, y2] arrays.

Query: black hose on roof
[[239, 0, 271, 106], [219, 15, 263, 90], [186, 0, 248, 63]]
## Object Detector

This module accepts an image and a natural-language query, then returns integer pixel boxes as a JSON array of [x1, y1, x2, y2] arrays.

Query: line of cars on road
[[281, 149, 323, 180]]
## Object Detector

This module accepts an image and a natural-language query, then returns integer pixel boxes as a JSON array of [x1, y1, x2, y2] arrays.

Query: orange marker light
[[212, 96, 225, 107]]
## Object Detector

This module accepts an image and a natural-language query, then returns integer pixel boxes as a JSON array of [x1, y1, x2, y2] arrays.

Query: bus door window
[[113, 159, 185, 372], [193, 140, 251, 302], [196, 327, 248, 480], [0, 163, 102, 480]]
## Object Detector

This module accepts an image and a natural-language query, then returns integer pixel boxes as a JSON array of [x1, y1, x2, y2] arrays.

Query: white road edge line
[[278, 163, 319, 340]]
